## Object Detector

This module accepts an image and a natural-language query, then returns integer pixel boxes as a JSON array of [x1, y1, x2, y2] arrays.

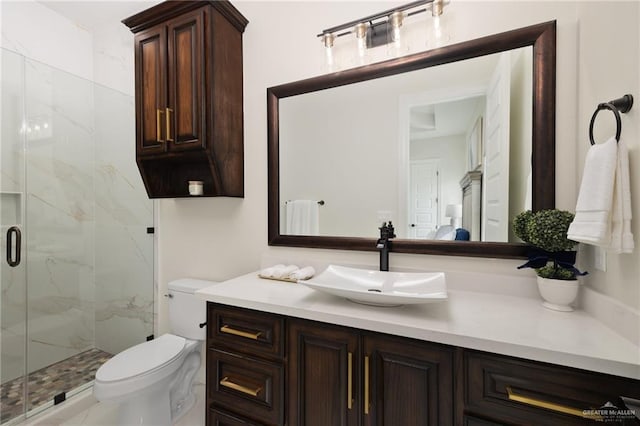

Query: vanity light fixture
[[318, 0, 450, 68]]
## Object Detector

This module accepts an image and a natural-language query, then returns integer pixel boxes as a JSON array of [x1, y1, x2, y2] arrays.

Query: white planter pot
[[536, 276, 579, 312]]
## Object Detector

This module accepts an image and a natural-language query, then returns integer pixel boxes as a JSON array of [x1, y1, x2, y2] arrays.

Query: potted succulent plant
[[513, 209, 588, 311]]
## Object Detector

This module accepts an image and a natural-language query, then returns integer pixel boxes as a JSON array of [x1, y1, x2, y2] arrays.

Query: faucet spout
[[378, 239, 390, 272], [376, 221, 395, 272]]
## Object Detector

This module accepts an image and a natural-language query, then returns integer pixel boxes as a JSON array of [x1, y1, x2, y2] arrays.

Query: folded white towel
[[289, 266, 316, 281], [567, 136, 634, 253], [259, 264, 285, 278], [274, 264, 299, 279]]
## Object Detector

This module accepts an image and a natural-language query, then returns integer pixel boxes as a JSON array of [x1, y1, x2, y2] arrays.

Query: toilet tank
[[168, 278, 218, 340]]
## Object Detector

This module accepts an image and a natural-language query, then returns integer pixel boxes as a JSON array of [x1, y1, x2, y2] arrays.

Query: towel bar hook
[[588, 94, 633, 145]]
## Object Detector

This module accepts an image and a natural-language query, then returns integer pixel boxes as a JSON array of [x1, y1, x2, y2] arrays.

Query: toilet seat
[[97, 334, 186, 383]]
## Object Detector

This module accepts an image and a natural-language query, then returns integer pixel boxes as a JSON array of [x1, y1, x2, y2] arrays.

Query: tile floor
[[1, 349, 112, 424], [12, 382, 205, 426]]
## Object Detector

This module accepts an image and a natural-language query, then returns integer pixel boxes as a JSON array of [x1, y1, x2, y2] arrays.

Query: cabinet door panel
[[167, 7, 205, 151], [134, 25, 167, 156], [364, 334, 454, 426], [288, 319, 359, 426]]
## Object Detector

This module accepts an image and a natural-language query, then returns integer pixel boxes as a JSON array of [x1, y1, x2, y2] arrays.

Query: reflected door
[[482, 54, 511, 241], [408, 160, 439, 238]]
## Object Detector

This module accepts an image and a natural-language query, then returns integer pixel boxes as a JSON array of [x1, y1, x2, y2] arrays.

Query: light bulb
[[321, 33, 336, 72]]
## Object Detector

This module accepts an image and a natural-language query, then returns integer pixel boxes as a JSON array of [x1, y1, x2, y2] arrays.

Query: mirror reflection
[[279, 46, 532, 242]]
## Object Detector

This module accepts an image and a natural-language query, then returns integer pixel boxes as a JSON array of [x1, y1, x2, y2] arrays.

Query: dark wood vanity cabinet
[[206, 303, 640, 426], [123, 1, 247, 198], [287, 319, 454, 426]]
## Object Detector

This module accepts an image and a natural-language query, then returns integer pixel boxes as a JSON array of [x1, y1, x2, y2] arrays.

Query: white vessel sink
[[299, 265, 447, 307]]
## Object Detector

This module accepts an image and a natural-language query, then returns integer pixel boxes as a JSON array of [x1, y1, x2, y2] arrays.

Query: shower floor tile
[[1, 349, 112, 424]]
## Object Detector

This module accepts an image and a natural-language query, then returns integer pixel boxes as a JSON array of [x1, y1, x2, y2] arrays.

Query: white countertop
[[196, 272, 640, 380]]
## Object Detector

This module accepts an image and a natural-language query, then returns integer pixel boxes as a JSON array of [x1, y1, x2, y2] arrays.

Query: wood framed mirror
[[268, 21, 555, 258]]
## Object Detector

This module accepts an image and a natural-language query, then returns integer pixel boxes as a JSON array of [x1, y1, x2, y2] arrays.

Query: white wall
[[157, 0, 640, 338], [574, 2, 640, 311]]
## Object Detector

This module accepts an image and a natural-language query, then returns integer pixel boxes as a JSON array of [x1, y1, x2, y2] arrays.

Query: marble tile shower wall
[[93, 85, 154, 355], [1, 51, 154, 384]]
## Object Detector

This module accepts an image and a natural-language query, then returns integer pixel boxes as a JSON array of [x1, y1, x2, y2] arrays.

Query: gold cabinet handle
[[364, 355, 370, 415], [347, 352, 353, 410], [220, 376, 262, 397], [506, 386, 598, 419], [166, 107, 174, 142], [220, 325, 262, 340], [156, 109, 165, 143]]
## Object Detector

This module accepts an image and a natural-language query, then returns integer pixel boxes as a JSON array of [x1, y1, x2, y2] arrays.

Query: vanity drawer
[[208, 303, 284, 361], [208, 349, 284, 426], [209, 407, 264, 426], [464, 350, 640, 425]]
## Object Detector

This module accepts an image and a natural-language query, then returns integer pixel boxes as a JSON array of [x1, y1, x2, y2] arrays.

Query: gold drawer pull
[[156, 109, 165, 143], [165, 107, 174, 142], [506, 386, 596, 419], [347, 352, 353, 410], [364, 355, 370, 415], [220, 376, 262, 397], [220, 325, 262, 340]]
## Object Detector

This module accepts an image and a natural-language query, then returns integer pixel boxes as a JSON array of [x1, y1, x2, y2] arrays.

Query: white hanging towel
[[285, 200, 319, 236], [567, 136, 634, 253], [610, 139, 634, 253]]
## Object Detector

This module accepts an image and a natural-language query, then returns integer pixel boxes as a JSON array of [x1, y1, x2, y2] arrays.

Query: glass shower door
[[1, 49, 154, 424], [0, 48, 28, 424]]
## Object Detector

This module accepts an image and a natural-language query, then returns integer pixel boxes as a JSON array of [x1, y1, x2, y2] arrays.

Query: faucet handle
[[387, 221, 396, 239], [379, 221, 389, 238]]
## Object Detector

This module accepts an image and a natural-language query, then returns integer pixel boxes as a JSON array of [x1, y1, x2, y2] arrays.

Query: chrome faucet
[[376, 221, 396, 272]]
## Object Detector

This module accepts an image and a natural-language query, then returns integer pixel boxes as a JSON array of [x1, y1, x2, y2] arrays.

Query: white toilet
[[93, 278, 215, 426]]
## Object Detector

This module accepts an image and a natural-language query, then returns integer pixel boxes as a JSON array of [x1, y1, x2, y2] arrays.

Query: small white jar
[[188, 180, 203, 196]]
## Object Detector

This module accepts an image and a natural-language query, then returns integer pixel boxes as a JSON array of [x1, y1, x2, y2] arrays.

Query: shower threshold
[[0, 348, 112, 424]]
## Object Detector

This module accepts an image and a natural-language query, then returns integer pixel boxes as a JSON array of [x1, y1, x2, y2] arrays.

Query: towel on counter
[[285, 200, 319, 236], [258, 265, 315, 281], [289, 266, 315, 280], [567, 137, 634, 253]]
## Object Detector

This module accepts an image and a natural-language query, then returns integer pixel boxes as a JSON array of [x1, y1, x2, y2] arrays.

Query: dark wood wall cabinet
[[206, 303, 640, 426], [123, 1, 248, 198]]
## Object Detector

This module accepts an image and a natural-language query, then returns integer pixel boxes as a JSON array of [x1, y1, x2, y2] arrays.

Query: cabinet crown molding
[[123, 0, 248, 33]]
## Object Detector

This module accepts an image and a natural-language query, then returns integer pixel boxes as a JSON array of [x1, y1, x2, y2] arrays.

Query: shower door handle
[[6, 226, 21, 267]]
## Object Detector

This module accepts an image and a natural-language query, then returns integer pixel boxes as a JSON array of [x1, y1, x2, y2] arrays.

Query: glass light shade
[[354, 23, 369, 65], [387, 11, 408, 57], [321, 33, 336, 72], [427, 4, 451, 49]]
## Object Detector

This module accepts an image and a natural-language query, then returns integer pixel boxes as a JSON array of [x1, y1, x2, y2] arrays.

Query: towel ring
[[589, 102, 621, 145], [588, 94, 634, 145]]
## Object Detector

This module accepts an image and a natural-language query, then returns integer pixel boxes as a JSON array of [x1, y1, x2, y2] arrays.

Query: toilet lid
[[96, 334, 186, 382]]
